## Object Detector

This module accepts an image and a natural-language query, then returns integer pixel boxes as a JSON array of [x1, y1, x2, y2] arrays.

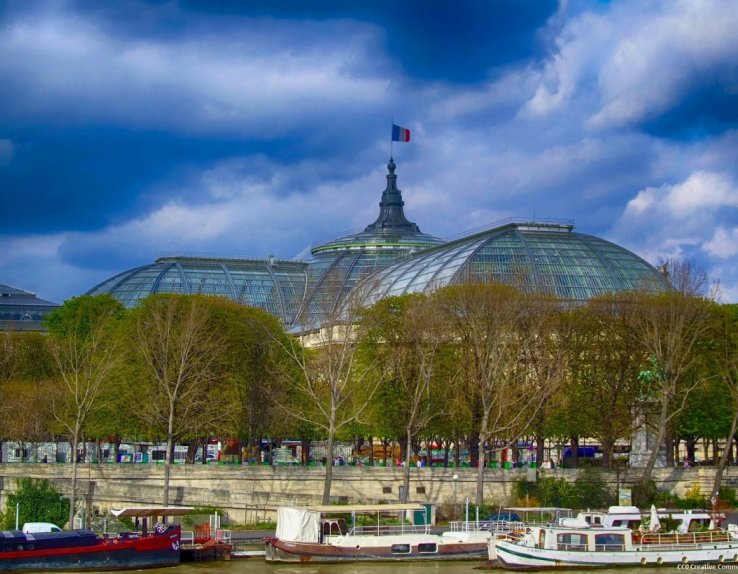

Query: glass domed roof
[[87, 257, 308, 326], [295, 157, 444, 328], [358, 220, 671, 304], [86, 159, 671, 331]]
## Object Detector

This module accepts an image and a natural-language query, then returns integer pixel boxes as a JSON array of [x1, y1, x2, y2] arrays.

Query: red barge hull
[[0, 525, 180, 572]]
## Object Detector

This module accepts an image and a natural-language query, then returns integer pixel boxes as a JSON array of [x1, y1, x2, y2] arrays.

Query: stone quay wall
[[1, 463, 737, 525]]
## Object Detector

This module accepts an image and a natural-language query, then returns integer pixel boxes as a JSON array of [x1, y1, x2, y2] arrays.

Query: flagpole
[[390, 118, 394, 157]]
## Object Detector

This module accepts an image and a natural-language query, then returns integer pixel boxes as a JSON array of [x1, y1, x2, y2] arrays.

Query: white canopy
[[109, 507, 196, 518]]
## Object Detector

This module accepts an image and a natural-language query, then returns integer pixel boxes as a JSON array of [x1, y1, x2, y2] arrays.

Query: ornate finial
[[363, 157, 420, 234]]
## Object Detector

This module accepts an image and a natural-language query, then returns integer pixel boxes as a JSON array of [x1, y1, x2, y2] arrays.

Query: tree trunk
[[69, 426, 80, 530], [569, 436, 579, 469], [712, 409, 738, 500], [641, 399, 669, 482], [301, 438, 310, 465], [601, 437, 614, 470], [665, 433, 675, 467], [163, 405, 175, 507], [536, 434, 545, 470], [402, 428, 412, 503], [322, 431, 335, 504], [475, 422, 489, 506]]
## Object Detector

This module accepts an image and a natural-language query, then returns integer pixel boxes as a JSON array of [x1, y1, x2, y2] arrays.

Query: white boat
[[264, 503, 492, 562], [489, 517, 738, 569]]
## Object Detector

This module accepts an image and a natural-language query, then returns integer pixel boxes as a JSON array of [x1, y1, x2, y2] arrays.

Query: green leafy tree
[[629, 260, 716, 483], [123, 294, 236, 505], [360, 294, 449, 500], [44, 294, 125, 528], [2, 478, 70, 530], [708, 303, 738, 499]]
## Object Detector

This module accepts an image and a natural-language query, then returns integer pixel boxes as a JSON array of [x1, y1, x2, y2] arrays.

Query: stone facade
[[1, 463, 735, 525]]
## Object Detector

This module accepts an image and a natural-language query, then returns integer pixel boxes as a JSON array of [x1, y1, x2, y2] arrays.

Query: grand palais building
[[86, 158, 670, 330]]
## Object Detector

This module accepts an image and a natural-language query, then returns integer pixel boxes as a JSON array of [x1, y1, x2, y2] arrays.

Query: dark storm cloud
[[171, 0, 560, 83], [641, 86, 738, 140]]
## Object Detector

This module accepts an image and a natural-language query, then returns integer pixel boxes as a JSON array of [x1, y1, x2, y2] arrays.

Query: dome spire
[[364, 157, 421, 233]]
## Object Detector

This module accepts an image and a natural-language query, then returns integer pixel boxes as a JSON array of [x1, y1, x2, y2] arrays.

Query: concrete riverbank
[[1, 463, 735, 524]]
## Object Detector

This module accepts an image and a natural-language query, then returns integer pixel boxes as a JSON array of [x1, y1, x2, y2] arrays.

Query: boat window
[[418, 543, 437, 553], [391, 544, 411, 554], [557, 533, 587, 551], [594, 533, 625, 551]]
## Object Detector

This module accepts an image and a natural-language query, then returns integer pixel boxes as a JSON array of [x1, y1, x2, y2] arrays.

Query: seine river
[[36, 562, 709, 574]]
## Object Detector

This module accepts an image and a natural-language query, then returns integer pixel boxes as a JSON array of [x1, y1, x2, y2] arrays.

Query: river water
[[41, 562, 692, 574]]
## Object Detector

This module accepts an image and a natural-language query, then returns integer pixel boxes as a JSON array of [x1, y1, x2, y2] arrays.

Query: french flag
[[392, 124, 411, 142]]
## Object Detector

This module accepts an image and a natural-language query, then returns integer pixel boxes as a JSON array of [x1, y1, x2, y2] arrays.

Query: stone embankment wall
[[1, 463, 736, 525]]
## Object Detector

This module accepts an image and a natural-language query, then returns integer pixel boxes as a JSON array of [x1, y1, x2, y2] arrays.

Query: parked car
[[22, 522, 62, 533]]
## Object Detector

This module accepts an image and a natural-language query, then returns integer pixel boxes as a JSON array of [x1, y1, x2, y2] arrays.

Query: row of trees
[[1, 261, 737, 521]]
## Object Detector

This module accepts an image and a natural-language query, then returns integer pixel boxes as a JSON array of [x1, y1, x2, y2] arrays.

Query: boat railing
[[214, 529, 232, 544], [347, 524, 431, 536], [448, 520, 526, 533], [594, 543, 627, 552], [181, 531, 195, 545], [639, 530, 732, 547], [556, 542, 587, 551]]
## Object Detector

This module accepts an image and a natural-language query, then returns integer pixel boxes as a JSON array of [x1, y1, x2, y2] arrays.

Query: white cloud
[[520, 0, 738, 129], [623, 171, 738, 219], [609, 170, 738, 296], [591, 0, 738, 129], [704, 227, 738, 259]]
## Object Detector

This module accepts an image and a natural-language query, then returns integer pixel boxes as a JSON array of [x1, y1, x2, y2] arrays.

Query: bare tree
[[45, 295, 123, 528], [128, 295, 234, 506], [270, 279, 379, 504], [630, 260, 716, 483], [436, 284, 559, 505]]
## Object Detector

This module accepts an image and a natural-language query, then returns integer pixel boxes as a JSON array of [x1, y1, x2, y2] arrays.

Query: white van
[[22, 522, 62, 533]]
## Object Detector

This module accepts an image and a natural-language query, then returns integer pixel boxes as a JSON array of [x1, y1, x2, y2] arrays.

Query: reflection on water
[[35, 561, 675, 574]]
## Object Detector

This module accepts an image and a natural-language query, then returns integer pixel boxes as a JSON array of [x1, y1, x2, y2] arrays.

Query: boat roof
[[110, 507, 196, 517], [304, 503, 426, 514], [505, 507, 572, 512]]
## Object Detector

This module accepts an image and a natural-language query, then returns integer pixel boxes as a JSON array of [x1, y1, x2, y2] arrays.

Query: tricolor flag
[[392, 124, 411, 142]]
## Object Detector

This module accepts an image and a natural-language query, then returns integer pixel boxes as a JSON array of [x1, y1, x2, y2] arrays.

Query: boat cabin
[[576, 506, 715, 533], [520, 523, 634, 552]]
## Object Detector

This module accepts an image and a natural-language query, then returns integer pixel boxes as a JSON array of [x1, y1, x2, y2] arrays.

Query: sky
[[2, 0, 738, 304]]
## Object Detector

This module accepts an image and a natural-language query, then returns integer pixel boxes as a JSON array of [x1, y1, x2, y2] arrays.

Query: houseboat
[[489, 516, 738, 569], [264, 503, 492, 562], [0, 507, 188, 572]]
